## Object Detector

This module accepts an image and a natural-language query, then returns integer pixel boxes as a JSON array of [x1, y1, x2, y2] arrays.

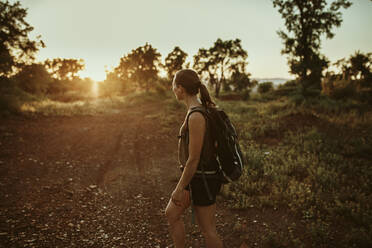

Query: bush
[[275, 80, 298, 96], [0, 77, 40, 116], [13, 63, 53, 96], [356, 79, 372, 104], [258, 81, 274, 94], [154, 80, 168, 96], [321, 76, 357, 100], [242, 89, 251, 100]]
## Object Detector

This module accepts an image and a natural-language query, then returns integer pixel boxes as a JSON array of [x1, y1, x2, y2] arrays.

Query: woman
[[165, 69, 223, 248]]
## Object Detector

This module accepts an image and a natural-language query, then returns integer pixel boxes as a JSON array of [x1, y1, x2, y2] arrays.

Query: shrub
[[13, 63, 53, 96], [242, 89, 251, 100], [0, 77, 40, 116], [321, 76, 357, 100], [258, 81, 274, 94], [154, 80, 168, 96], [275, 80, 298, 96]]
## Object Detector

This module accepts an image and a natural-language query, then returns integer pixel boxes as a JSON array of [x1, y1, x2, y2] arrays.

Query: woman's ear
[[178, 85, 186, 97]]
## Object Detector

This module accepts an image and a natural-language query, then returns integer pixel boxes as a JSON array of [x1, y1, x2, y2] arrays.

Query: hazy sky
[[20, 0, 372, 81]]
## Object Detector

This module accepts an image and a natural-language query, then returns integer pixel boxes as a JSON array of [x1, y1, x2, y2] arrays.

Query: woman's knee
[[165, 203, 182, 225]]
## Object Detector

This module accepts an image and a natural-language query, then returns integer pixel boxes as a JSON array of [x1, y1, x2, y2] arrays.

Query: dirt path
[[0, 101, 274, 247]]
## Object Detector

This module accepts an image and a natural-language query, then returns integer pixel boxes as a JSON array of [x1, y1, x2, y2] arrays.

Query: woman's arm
[[172, 112, 205, 206]]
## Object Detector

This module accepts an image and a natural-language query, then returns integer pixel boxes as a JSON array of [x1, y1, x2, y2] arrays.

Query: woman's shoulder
[[187, 106, 207, 121], [188, 111, 205, 121], [188, 112, 206, 133]]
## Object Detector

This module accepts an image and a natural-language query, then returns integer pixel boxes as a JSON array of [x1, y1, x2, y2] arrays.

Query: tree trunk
[[215, 80, 221, 98]]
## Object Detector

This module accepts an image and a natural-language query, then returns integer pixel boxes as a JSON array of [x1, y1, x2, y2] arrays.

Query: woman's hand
[[171, 187, 189, 208]]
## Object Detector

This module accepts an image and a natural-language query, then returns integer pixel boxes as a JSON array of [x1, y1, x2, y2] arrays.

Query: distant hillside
[[250, 78, 293, 93], [253, 78, 293, 85]]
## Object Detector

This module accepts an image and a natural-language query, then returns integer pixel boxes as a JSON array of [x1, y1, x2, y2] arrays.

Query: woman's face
[[172, 79, 184, 101]]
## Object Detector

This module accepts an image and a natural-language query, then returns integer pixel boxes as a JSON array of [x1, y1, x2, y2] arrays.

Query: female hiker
[[165, 69, 223, 248]]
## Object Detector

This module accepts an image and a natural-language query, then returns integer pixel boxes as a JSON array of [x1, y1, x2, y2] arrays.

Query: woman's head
[[172, 69, 215, 108]]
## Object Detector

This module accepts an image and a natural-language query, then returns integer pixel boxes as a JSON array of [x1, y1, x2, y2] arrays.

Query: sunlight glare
[[92, 81, 99, 97]]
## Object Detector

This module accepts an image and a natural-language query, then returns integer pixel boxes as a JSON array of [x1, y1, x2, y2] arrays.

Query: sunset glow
[[92, 81, 99, 97], [22, 0, 371, 80]]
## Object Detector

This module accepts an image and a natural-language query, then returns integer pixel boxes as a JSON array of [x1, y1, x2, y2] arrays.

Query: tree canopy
[[193, 38, 248, 97], [114, 43, 161, 92], [272, 0, 352, 95], [14, 63, 52, 95], [44, 58, 85, 81], [0, 0, 44, 76], [164, 46, 188, 81]]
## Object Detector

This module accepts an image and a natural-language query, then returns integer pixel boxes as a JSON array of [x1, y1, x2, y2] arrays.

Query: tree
[[258, 82, 274, 94], [13, 63, 52, 95], [272, 0, 352, 96], [101, 70, 128, 98], [331, 51, 372, 81], [322, 51, 372, 101], [193, 38, 248, 97], [164, 46, 188, 80], [114, 43, 161, 92], [228, 62, 255, 92], [0, 1, 44, 76], [349, 51, 372, 81], [44, 58, 85, 81]]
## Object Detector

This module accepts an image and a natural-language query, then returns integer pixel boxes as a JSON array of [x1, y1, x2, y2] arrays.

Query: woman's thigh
[[194, 204, 217, 233]]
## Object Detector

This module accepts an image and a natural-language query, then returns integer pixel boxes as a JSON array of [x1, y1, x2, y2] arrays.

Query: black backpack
[[187, 106, 244, 184], [206, 108, 244, 184]]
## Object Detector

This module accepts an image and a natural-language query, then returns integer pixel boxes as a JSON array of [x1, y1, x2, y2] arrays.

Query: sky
[[19, 0, 372, 81]]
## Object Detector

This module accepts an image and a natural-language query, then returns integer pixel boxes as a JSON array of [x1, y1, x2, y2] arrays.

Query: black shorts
[[185, 176, 222, 206]]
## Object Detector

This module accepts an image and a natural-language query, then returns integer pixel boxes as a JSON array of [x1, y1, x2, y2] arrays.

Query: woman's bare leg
[[165, 197, 190, 248], [194, 203, 223, 248]]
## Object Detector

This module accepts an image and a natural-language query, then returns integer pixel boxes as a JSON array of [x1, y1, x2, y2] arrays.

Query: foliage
[[74, 77, 94, 94], [0, 76, 41, 116], [113, 42, 161, 92], [13, 63, 53, 95], [44, 58, 85, 81], [275, 80, 299, 96], [100, 71, 128, 98], [193, 38, 248, 97], [332, 51, 372, 81], [164, 46, 188, 81], [321, 76, 356, 100], [228, 64, 256, 93], [258, 81, 274, 95], [272, 0, 352, 95], [0, 0, 45, 76], [218, 97, 372, 247], [322, 51, 372, 103]]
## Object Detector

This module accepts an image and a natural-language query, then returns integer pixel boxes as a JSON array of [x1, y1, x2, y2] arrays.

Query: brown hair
[[174, 69, 216, 108]]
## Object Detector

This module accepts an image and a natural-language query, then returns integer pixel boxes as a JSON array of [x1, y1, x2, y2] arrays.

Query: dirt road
[[0, 101, 255, 247]]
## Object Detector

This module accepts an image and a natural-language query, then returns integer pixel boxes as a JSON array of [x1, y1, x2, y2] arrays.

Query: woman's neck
[[184, 95, 202, 110]]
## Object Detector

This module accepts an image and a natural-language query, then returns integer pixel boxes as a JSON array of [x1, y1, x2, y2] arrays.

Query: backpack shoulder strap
[[185, 106, 208, 130]]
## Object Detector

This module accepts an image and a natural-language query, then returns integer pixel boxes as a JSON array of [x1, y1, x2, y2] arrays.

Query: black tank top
[[178, 106, 218, 172]]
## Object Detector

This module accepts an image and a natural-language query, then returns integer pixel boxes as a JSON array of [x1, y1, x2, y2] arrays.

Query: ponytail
[[199, 83, 216, 109]]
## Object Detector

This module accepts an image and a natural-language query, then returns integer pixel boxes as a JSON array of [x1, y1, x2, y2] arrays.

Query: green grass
[[219, 96, 372, 247]]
